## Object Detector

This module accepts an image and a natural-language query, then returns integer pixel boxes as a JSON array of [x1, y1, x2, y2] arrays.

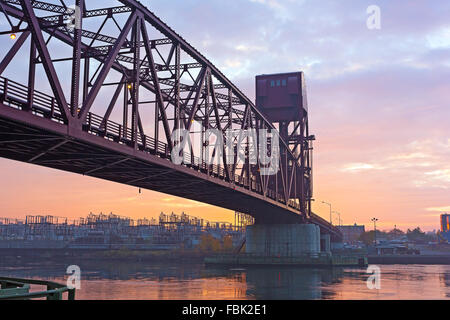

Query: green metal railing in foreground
[[0, 277, 75, 300]]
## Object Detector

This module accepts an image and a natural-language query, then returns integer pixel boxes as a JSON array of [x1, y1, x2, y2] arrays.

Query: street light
[[322, 201, 332, 224], [333, 211, 341, 227], [372, 218, 379, 246]]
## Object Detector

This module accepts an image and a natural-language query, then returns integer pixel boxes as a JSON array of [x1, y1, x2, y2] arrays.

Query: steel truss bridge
[[0, 0, 341, 240]]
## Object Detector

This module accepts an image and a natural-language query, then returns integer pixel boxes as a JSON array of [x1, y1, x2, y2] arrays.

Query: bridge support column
[[320, 234, 331, 253], [245, 224, 320, 257]]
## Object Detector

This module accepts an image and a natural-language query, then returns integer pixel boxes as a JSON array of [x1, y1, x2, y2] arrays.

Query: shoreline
[[4, 248, 450, 266], [0, 248, 220, 263], [368, 254, 450, 265]]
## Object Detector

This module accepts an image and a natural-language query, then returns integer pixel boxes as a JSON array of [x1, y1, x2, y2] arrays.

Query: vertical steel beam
[[252, 115, 265, 195], [123, 82, 129, 140], [70, 0, 83, 117], [204, 71, 210, 175], [306, 120, 312, 218], [83, 56, 90, 103], [227, 88, 233, 181], [26, 35, 36, 112], [154, 95, 159, 149], [174, 44, 181, 131], [299, 119, 305, 213], [131, 17, 141, 149], [246, 111, 251, 189]]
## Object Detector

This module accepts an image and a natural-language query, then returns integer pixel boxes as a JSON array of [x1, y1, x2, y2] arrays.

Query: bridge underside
[[0, 103, 308, 225]]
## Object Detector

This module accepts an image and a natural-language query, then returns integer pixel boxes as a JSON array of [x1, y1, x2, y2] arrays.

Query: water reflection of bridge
[[0, 259, 345, 299]]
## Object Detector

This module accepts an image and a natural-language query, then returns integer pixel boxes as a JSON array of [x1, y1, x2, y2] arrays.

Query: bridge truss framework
[[0, 0, 341, 239]]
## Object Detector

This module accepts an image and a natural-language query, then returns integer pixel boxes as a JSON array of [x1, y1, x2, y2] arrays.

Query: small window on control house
[[270, 80, 275, 87], [276, 80, 281, 87], [282, 79, 287, 86]]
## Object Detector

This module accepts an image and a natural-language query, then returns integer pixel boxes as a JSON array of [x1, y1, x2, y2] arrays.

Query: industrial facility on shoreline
[[0, 211, 254, 250]]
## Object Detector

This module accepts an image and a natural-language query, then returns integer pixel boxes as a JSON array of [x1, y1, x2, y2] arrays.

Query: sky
[[1, 0, 449, 231]]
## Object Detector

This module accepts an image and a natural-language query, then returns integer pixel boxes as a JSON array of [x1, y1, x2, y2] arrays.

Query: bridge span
[[0, 0, 342, 242]]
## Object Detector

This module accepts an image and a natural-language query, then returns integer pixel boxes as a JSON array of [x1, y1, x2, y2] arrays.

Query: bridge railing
[[0, 77, 64, 123], [0, 277, 75, 300], [0, 76, 301, 212]]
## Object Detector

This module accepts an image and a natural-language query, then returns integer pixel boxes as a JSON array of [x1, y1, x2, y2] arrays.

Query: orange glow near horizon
[[0, 152, 444, 232], [0, 158, 235, 224]]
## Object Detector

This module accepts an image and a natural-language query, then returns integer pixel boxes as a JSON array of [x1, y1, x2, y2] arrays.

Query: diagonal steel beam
[[0, 31, 30, 75], [120, 0, 297, 164], [126, 169, 172, 184], [28, 139, 68, 163], [1, 3, 226, 135], [232, 105, 249, 181], [185, 67, 207, 132], [79, 11, 137, 123], [181, 68, 208, 128], [100, 75, 125, 129], [141, 21, 173, 151], [209, 74, 231, 181], [18, 0, 70, 122], [84, 157, 129, 175]]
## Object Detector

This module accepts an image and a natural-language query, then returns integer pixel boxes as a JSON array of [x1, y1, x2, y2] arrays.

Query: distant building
[[441, 214, 450, 233], [440, 214, 450, 242], [338, 224, 365, 243]]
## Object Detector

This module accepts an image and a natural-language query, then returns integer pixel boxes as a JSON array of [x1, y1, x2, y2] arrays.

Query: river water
[[1, 260, 450, 300]]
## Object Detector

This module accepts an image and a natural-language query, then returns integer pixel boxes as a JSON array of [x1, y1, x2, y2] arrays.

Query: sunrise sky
[[1, 0, 449, 231]]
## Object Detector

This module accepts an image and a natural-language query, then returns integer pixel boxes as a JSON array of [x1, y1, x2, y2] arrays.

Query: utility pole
[[372, 217, 379, 246], [333, 211, 341, 227]]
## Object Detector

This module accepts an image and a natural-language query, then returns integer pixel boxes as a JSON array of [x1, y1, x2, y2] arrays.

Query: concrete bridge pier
[[206, 224, 366, 267], [320, 234, 331, 253], [245, 224, 327, 256]]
